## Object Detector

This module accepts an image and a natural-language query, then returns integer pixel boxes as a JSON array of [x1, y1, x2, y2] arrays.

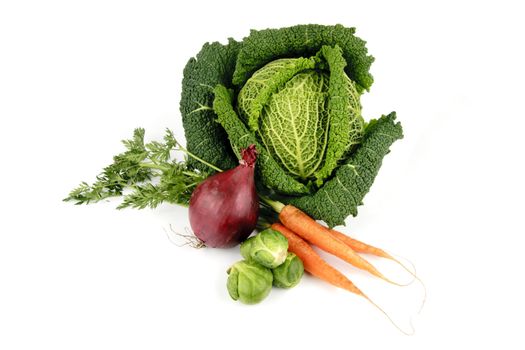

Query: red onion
[[188, 145, 259, 248]]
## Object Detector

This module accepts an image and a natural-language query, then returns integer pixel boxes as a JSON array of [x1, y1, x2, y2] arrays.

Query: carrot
[[328, 229, 416, 277], [329, 229, 416, 275], [328, 229, 392, 257], [278, 204, 406, 286], [272, 223, 413, 335], [329, 228, 427, 312], [272, 223, 364, 296]]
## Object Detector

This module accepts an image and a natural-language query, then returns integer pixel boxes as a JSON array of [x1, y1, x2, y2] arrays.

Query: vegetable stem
[[259, 195, 285, 213], [182, 171, 202, 178], [175, 142, 223, 173], [138, 162, 170, 171]]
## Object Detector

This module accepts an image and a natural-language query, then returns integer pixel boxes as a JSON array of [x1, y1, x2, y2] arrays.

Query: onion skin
[[188, 145, 259, 248]]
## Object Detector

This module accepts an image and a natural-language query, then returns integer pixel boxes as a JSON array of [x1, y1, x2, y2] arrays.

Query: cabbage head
[[181, 24, 403, 227], [237, 46, 364, 185]]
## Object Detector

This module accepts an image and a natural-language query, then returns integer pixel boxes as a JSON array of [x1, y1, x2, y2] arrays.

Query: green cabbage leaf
[[289, 113, 403, 227], [212, 85, 309, 195]]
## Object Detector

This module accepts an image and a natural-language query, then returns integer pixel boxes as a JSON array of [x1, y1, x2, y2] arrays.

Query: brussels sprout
[[272, 253, 304, 288], [240, 229, 288, 268], [226, 260, 273, 304]]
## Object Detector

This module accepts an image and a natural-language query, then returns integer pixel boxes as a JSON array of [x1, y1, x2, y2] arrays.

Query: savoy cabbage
[[181, 24, 403, 227]]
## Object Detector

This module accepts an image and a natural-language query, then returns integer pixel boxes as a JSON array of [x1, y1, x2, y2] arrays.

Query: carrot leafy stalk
[[64, 128, 218, 209]]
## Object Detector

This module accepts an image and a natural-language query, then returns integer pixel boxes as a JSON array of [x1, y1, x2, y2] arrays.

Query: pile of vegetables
[[65, 24, 421, 333]]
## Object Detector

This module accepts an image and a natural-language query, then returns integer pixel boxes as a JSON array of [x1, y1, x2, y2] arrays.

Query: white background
[[1, 0, 524, 348]]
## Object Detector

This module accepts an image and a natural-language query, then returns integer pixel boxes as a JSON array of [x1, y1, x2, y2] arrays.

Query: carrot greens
[[64, 128, 209, 209]]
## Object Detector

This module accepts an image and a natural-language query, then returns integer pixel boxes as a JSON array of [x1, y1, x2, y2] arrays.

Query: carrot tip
[[366, 296, 416, 336]]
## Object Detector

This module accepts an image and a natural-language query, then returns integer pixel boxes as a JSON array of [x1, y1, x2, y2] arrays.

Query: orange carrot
[[328, 229, 392, 257], [278, 204, 405, 286], [329, 229, 416, 275], [329, 228, 426, 313], [272, 223, 364, 296], [272, 223, 413, 335]]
